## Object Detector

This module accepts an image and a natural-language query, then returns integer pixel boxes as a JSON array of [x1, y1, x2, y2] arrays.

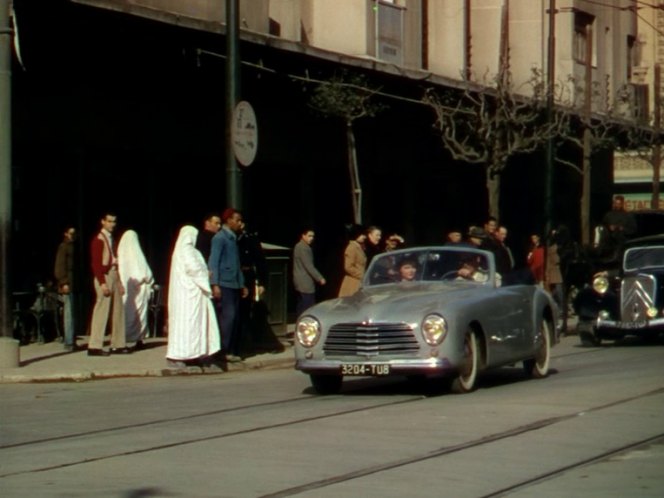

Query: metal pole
[[464, 0, 471, 80], [0, 0, 18, 367], [581, 24, 593, 247], [544, 0, 562, 328], [544, 0, 556, 241], [225, 0, 241, 210], [653, 64, 661, 209], [0, 0, 12, 339]]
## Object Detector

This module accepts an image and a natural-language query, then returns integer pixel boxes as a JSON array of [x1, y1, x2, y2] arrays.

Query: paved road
[[1, 335, 663, 497]]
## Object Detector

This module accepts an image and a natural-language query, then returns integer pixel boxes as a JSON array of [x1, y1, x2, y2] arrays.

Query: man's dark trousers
[[219, 287, 240, 355]]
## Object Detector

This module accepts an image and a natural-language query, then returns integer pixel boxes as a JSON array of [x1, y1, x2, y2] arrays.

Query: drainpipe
[[464, 0, 471, 80]]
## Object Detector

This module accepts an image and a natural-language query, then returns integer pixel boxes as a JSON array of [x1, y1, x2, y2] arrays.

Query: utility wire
[[578, 0, 663, 11], [636, 9, 664, 38]]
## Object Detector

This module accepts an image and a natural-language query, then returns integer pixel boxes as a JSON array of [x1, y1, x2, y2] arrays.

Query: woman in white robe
[[118, 229, 154, 345], [166, 226, 220, 363]]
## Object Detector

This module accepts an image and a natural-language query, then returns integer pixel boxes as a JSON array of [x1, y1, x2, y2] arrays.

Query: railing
[[12, 284, 62, 345]]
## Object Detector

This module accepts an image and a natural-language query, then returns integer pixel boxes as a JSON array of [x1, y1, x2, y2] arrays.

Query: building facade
[[9, 0, 647, 307]]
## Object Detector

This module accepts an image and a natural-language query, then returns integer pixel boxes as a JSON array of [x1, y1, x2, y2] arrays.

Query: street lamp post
[[544, 0, 556, 241], [0, 0, 19, 366], [0, 1, 11, 336], [225, 0, 241, 210]]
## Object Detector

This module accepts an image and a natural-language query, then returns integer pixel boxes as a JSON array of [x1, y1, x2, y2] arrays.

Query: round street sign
[[232, 101, 258, 167]]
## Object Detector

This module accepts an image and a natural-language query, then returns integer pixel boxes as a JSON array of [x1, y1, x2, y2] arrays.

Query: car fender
[[532, 287, 559, 344]]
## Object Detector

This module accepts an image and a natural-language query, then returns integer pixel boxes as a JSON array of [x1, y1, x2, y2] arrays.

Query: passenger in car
[[398, 259, 418, 282]]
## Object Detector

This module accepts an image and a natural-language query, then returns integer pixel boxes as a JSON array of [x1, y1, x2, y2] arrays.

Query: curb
[[0, 356, 295, 384]]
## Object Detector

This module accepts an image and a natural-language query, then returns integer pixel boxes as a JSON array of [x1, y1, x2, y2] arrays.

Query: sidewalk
[[1, 317, 577, 384], [0, 336, 295, 384]]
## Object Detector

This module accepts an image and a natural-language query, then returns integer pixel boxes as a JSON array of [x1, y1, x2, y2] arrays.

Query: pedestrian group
[[51, 202, 634, 367]]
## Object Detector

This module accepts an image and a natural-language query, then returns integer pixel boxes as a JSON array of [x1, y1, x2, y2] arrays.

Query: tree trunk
[[346, 121, 362, 224], [486, 167, 501, 220]]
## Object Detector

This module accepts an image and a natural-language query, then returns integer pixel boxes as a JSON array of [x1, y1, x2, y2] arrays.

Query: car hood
[[304, 282, 486, 321]]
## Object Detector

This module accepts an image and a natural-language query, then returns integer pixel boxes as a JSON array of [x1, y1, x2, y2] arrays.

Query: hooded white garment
[[118, 230, 154, 343], [166, 226, 220, 360]]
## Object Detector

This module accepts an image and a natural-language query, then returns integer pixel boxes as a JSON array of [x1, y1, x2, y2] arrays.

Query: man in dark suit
[[293, 228, 326, 316], [54, 226, 78, 351]]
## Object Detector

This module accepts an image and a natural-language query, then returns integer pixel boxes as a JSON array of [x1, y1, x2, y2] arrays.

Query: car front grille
[[323, 322, 419, 357], [621, 275, 656, 322]]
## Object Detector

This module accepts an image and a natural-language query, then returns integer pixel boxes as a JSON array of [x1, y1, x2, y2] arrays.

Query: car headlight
[[296, 316, 321, 347], [421, 314, 447, 345], [592, 276, 609, 295]]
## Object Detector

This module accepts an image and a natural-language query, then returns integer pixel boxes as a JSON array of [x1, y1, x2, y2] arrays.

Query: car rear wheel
[[523, 320, 551, 378], [310, 374, 342, 395], [450, 329, 479, 394]]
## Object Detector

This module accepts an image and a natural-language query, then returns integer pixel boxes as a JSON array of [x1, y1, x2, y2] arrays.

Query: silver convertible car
[[295, 246, 559, 394]]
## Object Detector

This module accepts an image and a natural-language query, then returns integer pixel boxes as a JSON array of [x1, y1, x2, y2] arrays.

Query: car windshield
[[365, 248, 492, 286], [623, 246, 664, 271]]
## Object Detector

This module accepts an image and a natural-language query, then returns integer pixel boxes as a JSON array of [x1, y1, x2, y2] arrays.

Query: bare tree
[[554, 78, 636, 244], [620, 125, 662, 209], [424, 69, 567, 219], [619, 66, 663, 212], [306, 70, 386, 224]]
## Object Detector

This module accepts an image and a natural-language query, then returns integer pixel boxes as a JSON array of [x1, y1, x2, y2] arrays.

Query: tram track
[[5, 383, 659, 489], [2, 348, 660, 493], [483, 433, 664, 497], [259, 387, 664, 498], [0, 394, 426, 478], [0, 347, 597, 453]]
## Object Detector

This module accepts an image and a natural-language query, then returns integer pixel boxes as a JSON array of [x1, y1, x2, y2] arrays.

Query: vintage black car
[[574, 234, 664, 346]]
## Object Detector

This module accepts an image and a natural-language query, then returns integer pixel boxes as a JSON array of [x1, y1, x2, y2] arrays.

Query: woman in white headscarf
[[118, 229, 154, 348], [166, 225, 220, 367]]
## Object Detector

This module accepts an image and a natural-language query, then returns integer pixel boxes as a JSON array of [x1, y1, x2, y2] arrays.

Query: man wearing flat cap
[[467, 226, 488, 246], [468, 225, 504, 265]]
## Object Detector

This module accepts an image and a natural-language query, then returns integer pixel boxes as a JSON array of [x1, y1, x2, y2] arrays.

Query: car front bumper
[[595, 317, 664, 331]]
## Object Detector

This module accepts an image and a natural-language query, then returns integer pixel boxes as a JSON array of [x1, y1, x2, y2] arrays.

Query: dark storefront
[[9, 0, 602, 315]]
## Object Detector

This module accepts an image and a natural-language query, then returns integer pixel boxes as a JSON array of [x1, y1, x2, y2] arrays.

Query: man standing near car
[[293, 228, 326, 316], [602, 195, 637, 246]]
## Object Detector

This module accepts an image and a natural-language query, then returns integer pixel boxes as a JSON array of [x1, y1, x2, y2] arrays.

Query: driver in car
[[456, 254, 501, 286]]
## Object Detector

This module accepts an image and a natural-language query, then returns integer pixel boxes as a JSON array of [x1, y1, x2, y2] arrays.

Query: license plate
[[340, 364, 391, 376], [615, 321, 647, 329]]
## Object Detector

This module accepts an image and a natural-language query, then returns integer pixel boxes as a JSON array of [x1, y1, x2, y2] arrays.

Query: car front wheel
[[451, 329, 479, 394], [524, 320, 551, 378], [310, 374, 343, 395]]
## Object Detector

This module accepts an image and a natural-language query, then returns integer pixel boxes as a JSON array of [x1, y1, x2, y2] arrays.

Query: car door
[[480, 285, 532, 365]]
